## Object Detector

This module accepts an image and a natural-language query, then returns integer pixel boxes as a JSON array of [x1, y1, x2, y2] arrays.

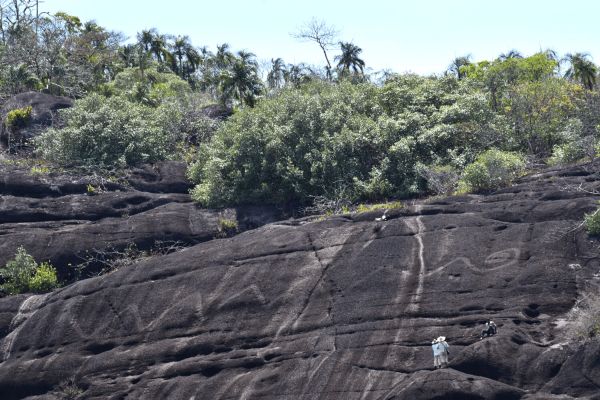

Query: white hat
[[438, 336, 446, 341]]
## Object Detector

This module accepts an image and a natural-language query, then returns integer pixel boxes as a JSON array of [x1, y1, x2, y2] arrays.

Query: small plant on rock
[[56, 377, 83, 399], [584, 207, 600, 236], [356, 201, 403, 213], [216, 218, 239, 238], [5, 106, 32, 129], [30, 165, 50, 174], [566, 290, 600, 341]]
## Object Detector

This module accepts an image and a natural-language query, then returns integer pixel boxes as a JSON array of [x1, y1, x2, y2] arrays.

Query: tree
[[170, 35, 200, 80], [292, 18, 338, 80], [284, 63, 311, 87], [563, 53, 597, 90], [215, 43, 235, 69], [267, 57, 286, 90], [335, 42, 365, 77], [498, 50, 523, 60], [0, 0, 37, 44], [137, 29, 155, 52], [219, 51, 263, 107], [149, 31, 172, 64], [1, 63, 39, 93], [447, 55, 471, 80]]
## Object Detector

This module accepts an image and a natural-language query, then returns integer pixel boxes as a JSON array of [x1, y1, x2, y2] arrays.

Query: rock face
[[0, 161, 283, 279], [1, 165, 600, 399], [0, 92, 73, 147]]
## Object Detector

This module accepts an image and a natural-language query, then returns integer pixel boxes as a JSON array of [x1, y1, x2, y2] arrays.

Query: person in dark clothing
[[480, 320, 497, 339]]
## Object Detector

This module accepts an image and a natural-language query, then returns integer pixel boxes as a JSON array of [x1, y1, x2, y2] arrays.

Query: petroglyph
[[0, 294, 49, 361], [407, 210, 426, 313], [425, 248, 522, 277]]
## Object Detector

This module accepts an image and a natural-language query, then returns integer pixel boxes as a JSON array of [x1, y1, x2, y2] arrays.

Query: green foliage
[[106, 66, 192, 106], [29, 262, 59, 293], [585, 208, 600, 236], [216, 218, 238, 238], [463, 52, 558, 108], [156, 93, 221, 145], [0, 246, 58, 295], [460, 149, 525, 192], [5, 106, 32, 129], [548, 141, 586, 166], [356, 201, 402, 213], [504, 78, 582, 155], [189, 76, 503, 207], [30, 165, 50, 174], [35, 94, 175, 168], [416, 163, 460, 195]]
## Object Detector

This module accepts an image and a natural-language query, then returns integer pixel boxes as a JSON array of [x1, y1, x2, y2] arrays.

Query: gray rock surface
[[0, 161, 282, 279], [0, 164, 600, 399]]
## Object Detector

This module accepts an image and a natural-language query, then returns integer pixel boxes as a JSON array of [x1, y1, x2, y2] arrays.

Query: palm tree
[[447, 55, 471, 80], [149, 32, 172, 65], [119, 44, 139, 68], [335, 42, 365, 77], [171, 35, 201, 79], [284, 63, 311, 87], [498, 50, 523, 60], [219, 53, 263, 107], [3, 63, 40, 94], [215, 43, 235, 69], [563, 53, 597, 90], [267, 58, 286, 90], [137, 29, 155, 52]]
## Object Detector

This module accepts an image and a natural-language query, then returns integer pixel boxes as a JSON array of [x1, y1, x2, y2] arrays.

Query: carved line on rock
[[0, 293, 49, 361]]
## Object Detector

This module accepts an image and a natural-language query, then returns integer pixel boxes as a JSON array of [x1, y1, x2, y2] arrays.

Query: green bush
[[0, 246, 58, 295], [460, 149, 525, 192], [216, 218, 238, 238], [107, 66, 191, 106], [35, 94, 175, 168], [189, 76, 502, 207], [416, 163, 460, 195], [585, 208, 600, 236], [29, 262, 59, 293], [6, 106, 32, 129]]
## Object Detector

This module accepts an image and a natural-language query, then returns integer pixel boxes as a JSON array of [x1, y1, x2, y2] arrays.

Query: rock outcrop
[[0, 92, 73, 147], [0, 161, 283, 279], [1, 165, 600, 399]]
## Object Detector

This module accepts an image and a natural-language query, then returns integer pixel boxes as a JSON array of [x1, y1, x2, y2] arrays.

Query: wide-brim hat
[[437, 336, 446, 341]]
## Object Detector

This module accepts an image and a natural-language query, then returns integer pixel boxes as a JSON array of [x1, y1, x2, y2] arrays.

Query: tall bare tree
[[292, 18, 337, 80]]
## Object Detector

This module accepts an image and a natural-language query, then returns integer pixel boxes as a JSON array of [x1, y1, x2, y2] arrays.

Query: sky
[[42, 0, 599, 75]]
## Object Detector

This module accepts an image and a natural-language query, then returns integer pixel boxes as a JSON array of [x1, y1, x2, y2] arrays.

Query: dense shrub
[[106, 66, 191, 106], [35, 94, 174, 168], [460, 149, 525, 192], [547, 119, 597, 165], [5, 106, 32, 129], [416, 163, 460, 195], [0, 246, 58, 295], [157, 93, 221, 145], [189, 76, 504, 207]]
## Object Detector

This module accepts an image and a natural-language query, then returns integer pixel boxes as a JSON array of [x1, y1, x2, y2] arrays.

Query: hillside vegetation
[[0, 1, 598, 210]]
